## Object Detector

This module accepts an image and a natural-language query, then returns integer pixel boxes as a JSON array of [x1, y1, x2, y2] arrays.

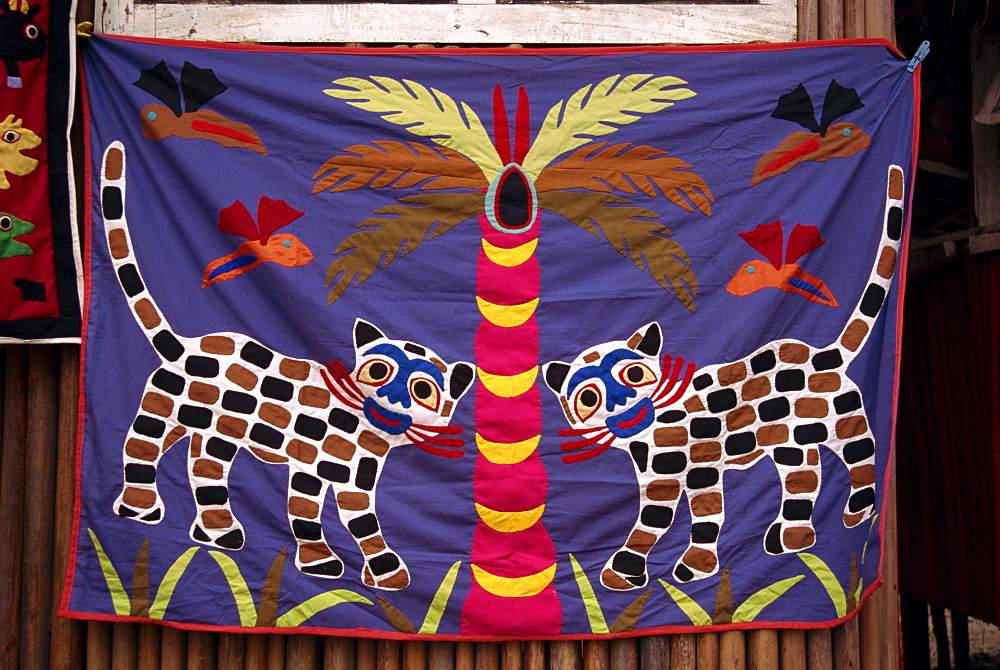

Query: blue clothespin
[[907, 41, 930, 72]]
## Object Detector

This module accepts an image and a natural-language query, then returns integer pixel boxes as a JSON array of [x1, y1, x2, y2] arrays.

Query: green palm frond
[[148, 548, 198, 620], [731, 576, 804, 623], [208, 551, 258, 627], [418, 562, 462, 634], [540, 190, 697, 311], [87, 529, 130, 616], [569, 554, 610, 634], [278, 590, 373, 628], [798, 552, 847, 618], [325, 191, 482, 304], [325, 77, 502, 180], [659, 579, 712, 626], [523, 74, 696, 178]]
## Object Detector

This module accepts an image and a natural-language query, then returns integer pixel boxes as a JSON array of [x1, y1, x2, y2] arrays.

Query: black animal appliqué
[[0, 1, 47, 89]]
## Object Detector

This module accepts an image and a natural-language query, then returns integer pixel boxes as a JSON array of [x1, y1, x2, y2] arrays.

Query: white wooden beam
[[98, 0, 796, 45]]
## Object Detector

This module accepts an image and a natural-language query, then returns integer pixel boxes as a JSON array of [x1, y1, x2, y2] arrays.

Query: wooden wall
[[0, 0, 902, 666]]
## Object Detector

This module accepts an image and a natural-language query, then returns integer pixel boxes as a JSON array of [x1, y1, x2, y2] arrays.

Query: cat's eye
[[410, 377, 440, 411], [618, 363, 656, 387], [2, 130, 20, 143], [356, 358, 394, 386], [573, 383, 602, 422]]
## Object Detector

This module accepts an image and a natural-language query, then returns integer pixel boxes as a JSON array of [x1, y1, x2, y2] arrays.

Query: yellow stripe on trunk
[[477, 366, 537, 397], [471, 564, 557, 598], [475, 434, 539, 464], [475, 503, 545, 533], [481, 238, 538, 267], [476, 297, 538, 328]]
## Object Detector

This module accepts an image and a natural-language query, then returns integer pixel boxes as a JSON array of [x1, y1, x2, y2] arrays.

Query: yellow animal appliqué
[[0, 114, 40, 189]]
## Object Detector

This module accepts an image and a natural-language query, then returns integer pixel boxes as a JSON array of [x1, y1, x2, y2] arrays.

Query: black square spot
[[178, 404, 213, 429], [640, 505, 674, 528], [848, 488, 876, 513], [707, 389, 737, 413], [750, 350, 776, 374], [117, 264, 144, 298], [691, 522, 720, 543], [261, 376, 294, 402], [693, 374, 712, 391], [222, 391, 257, 414], [725, 432, 756, 456], [775, 369, 805, 392], [206, 437, 237, 461], [783, 500, 813, 521], [249, 423, 283, 449], [773, 447, 804, 466], [292, 519, 322, 541], [185, 356, 219, 378], [793, 423, 827, 445], [834, 392, 863, 415], [758, 397, 790, 422], [887, 206, 903, 241], [152, 369, 185, 395], [356, 457, 378, 491], [687, 468, 719, 489], [329, 408, 360, 434], [291, 473, 322, 496], [860, 285, 886, 318], [125, 463, 156, 484], [404, 343, 426, 356], [196, 486, 228, 506], [369, 553, 401, 576], [657, 410, 686, 424], [318, 460, 351, 483], [812, 350, 843, 371], [651, 452, 687, 475], [152, 331, 184, 362], [612, 551, 646, 576], [102, 186, 123, 219], [240, 341, 274, 369], [690, 417, 722, 439], [844, 438, 875, 464], [133, 415, 166, 439], [629, 442, 648, 472], [348, 513, 380, 538], [294, 414, 328, 440]]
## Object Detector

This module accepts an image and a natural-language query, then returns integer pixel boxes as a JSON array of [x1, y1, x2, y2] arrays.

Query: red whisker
[[408, 428, 465, 449], [326, 359, 366, 401], [411, 422, 464, 435], [407, 431, 465, 458], [320, 367, 363, 410], [562, 438, 614, 464], [560, 434, 607, 451], [651, 354, 683, 403], [660, 361, 696, 407], [557, 425, 608, 437]]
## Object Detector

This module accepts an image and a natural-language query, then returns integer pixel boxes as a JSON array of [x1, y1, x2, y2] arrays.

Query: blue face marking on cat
[[606, 397, 655, 438], [362, 397, 412, 435], [568, 349, 643, 411], [361, 343, 445, 409]]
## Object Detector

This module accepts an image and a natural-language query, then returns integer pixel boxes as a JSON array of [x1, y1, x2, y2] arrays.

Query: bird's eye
[[23, 25, 38, 39], [409, 377, 440, 411], [745, 265, 756, 274], [0, 216, 11, 231], [573, 383, 602, 422], [2, 130, 20, 143], [356, 358, 394, 387], [618, 362, 656, 388]]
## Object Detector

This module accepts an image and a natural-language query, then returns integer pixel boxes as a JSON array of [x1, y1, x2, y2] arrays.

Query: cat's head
[[542, 323, 663, 441], [338, 320, 475, 456]]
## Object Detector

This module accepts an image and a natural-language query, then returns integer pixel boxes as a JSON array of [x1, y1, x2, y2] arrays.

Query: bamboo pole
[[805, 629, 833, 669], [522, 640, 545, 670], [186, 631, 218, 670], [583, 640, 609, 670], [21, 345, 61, 669], [454, 641, 474, 670], [266, 635, 286, 668], [779, 630, 807, 670], [0, 346, 27, 670], [798, 0, 819, 40], [476, 641, 500, 670], [427, 641, 455, 670], [356, 638, 377, 670], [216, 633, 246, 670], [549, 641, 582, 670], [51, 346, 85, 670], [244, 635, 269, 670], [86, 622, 114, 670], [844, 0, 865, 38], [818, 0, 844, 41], [695, 632, 718, 669], [137, 625, 162, 670], [403, 641, 428, 670], [831, 618, 860, 669], [324, 636, 357, 670], [670, 634, 696, 670], [500, 641, 522, 669], [719, 630, 745, 670], [747, 630, 779, 670], [379, 638, 403, 670], [609, 638, 638, 668], [159, 626, 186, 669], [285, 634, 319, 669], [639, 635, 668, 670], [111, 622, 139, 670]]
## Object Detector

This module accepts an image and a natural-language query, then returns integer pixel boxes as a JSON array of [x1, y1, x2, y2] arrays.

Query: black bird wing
[[771, 83, 820, 133], [133, 61, 183, 117], [180, 62, 228, 113], [819, 79, 864, 134]]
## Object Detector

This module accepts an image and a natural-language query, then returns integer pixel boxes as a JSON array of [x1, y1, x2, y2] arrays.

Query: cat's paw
[[673, 546, 720, 582], [364, 555, 410, 591], [764, 522, 816, 554], [600, 551, 648, 590], [114, 487, 164, 524], [190, 521, 245, 550]]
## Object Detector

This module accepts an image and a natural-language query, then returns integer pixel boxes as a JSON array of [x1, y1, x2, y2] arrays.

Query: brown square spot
[[202, 509, 233, 529], [877, 246, 897, 279], [226, 364, 259, 391], [756, 424, 789, 447], [126, 438, 159, 461], [836, 416, 868, 439], [794, 398, 828, 418], [726, 406, 755, 431], [216, 415, 248, 439], [299, 543, 333, 563], [646, 479, 680, 501], [141, 392, 174, 417], [783, 527, 815, 550], [188, 381, 220, 405], [192, 458, 224, 480], [690, 441, 722, 463], [360, 536, 387, 555], [323, 434, 356, 461], [288, 496, 320, 519], [626, 529, 657, 554], [299, 386, 331, 409], [690, 492, 723, 517], [358, 430, 390, 456], [108, 228, 129, 259], [808, 372, 841, 393], [785, 471, 819, 494], [134, 299, 161, 330], [123, 487, 157, 509], [280, 358, 312, 381], [286, 439, 318, 464], [806, 449, 820, 466], [337, 491, 370, 511], [259, 402, 292, 429], [681, 547, 717, 574], [741, 376, 771, 401], [249, 447, 288, 464], [717, 362, 747, 386], [840, 320, 869, 353], [684, 396, 705, 413], [850, 465, 876, 487], [201, 336, 236, 356], [779, 343, 810, 364], [583, 351, 600, 364], [654, 427, 688, 448]]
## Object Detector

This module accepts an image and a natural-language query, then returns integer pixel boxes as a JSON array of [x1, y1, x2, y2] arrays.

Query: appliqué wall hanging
[[63, 35, 918, 639], [0, 0, 81, 341]]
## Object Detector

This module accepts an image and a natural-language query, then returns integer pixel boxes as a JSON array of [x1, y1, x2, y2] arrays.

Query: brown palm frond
[[313, 141, 489, 194], [534, 142, 714, 216], [539, 190, 698, 311], [326, 191, 482, 304]]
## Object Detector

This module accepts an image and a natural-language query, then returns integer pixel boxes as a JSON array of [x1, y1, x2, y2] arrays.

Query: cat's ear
[[629, 323, 662, 357], [354, 319, 386, 348], [448, 362, 476, 400], [543, 361, 571, 394]]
